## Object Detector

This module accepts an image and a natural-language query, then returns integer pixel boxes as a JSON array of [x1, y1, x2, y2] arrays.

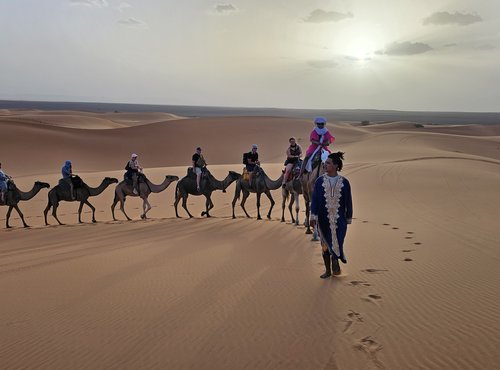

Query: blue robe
[[310, 174, 353, 262]]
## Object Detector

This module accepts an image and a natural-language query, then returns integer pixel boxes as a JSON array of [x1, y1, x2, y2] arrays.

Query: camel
[[1, 181, 50, 228], [281, 177, 303, 225], [231, 166, 284, 220], [300, 153, 325, 239], [175, 170, 241, 218], [44, 176, 118, 225], [111, 175, 179, 221]]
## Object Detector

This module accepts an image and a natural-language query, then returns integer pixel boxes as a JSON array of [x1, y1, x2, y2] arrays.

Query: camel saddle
[[124, 172, 148, 186], [58, 175, 84, 190], [286, 161, 303, 182], [187, 167, 209, 179], [1, 183, 20, 205]]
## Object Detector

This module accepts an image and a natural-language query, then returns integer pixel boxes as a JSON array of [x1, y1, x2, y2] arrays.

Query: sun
[[346, 38, 377, 62]]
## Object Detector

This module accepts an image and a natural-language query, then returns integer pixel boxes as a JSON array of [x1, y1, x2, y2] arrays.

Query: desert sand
[[1, 109, 500, 369]]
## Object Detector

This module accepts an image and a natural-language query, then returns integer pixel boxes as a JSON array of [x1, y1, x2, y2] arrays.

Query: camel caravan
[[1, 117, 335, 231]]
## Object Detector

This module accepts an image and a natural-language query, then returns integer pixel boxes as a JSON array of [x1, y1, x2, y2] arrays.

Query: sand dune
[[1, 111, 500, 369]]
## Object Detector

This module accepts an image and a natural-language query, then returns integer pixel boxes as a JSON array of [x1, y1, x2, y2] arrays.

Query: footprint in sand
[[402, 249, 414, 253], [362, 294, 382, 304], [361, 268, 388, 274], [354, 336, 384, 368], [392, 227, 399, 230], [404, 258, 413, 262], [407, 231, 414, 234], [404, 236, 413, 239], [414, 242, 422, 245], [343, 310, 364, 333], [383, 223, 390, 226], [362, 220, 369, 223], [348, 280, 372, 287]]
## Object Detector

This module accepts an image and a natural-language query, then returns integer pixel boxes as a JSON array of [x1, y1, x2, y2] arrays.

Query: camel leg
[[264, 190, 275, 220], [281, 189, 287, 222], [141, 197, 151, 219], [174, 192, 181, 218], [6, 206, 13, 228], [119, 197, 132, 221], [78, 201, 85, 223], [294, 193, 300, 226], [14, 205, 29, 228], [83, 200, 96, 223], [256, 192, 262, 220], [201, 195, 212, 217], [231, 183, 242, 219], [111, 194, 119, 221], [304, 195, 313, 234], [52, 202, 64, 225], [181, 194, 194, 218], [288, 193, 295, 224], [240, 190, 251, 218], [43, 199, 51, 226]]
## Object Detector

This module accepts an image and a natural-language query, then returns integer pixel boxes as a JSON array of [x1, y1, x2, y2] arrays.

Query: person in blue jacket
[[310, 152, 353, 279], [61, 160, 75, 200]]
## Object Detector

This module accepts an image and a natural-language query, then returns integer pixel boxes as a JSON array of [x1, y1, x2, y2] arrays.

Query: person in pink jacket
[[300, 117, 335, 175]]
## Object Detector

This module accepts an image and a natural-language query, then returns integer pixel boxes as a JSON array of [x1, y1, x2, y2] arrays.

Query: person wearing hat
[[127, 153, 143, 195], [0, 162, 12, 204], [192, 147, 207, 192], [61, 160, 76, 200], [310, 152, 352, 279], [246, 144, 260, 187], [282, 137, 302, 187], [299, 117, 335, 176]]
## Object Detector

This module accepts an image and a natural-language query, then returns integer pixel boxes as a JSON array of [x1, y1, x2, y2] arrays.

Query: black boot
[[331, 256, 341, 275], [320, 252, 332, 279]]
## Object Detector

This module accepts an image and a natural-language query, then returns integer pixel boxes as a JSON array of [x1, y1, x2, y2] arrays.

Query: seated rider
[[246, 144, 260, 187], [0, 162, 12, 204], [192, 146, 207, 192], [299, 117, 335, 176], [61, 160, 75, 200], [127, 153, 143, 195], [282, 137, 302, 187]]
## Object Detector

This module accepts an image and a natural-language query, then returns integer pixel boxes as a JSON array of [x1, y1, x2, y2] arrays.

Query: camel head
[[222, 171, 241, 193], [165, 175, 179, 182], [104, 177, 119, 185], [35, 181, 50, 189], [228, 171, 241, 180]]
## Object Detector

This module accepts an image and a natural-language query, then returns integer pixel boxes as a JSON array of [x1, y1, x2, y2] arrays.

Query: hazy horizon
[[1, 1, 499, 112]]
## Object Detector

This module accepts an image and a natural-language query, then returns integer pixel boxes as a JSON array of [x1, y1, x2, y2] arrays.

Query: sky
[[0, 0, 499, 111]]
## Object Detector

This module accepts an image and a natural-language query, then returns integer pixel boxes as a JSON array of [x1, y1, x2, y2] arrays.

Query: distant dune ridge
[[1, 109, 500, 369]]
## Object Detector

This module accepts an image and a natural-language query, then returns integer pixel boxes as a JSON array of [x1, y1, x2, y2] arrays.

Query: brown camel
[[44, 176, 118, 225], [175, 170, 241, 218], [281, 177, 303, 225], [111, 175, 179, 221], [300, 153, 324, 238], [231, 166, 284, 220], [1, 181, 50, 228]]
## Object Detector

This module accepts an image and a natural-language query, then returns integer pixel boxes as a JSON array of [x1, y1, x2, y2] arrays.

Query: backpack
[[242, 152, 249, 165], [125, 161, 131, 171]]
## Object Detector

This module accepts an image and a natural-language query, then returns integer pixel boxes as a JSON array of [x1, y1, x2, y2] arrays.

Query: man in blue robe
[[310, 152, 353, 279]]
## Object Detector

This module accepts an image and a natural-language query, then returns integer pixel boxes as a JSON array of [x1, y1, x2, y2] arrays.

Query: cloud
[[304, 9, 353, 23], [473, 44, 495, 50], [69, 0, 108, 7], [308, 59, 338, 69], [118, 17, 147, 27], [376, 41, 433, 56], [444, 43, 458, 48], [423, 11, 482, 26], [344, 56, 372, 62], [214, 4, 238, 14], [118, 2, 132, 12]]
